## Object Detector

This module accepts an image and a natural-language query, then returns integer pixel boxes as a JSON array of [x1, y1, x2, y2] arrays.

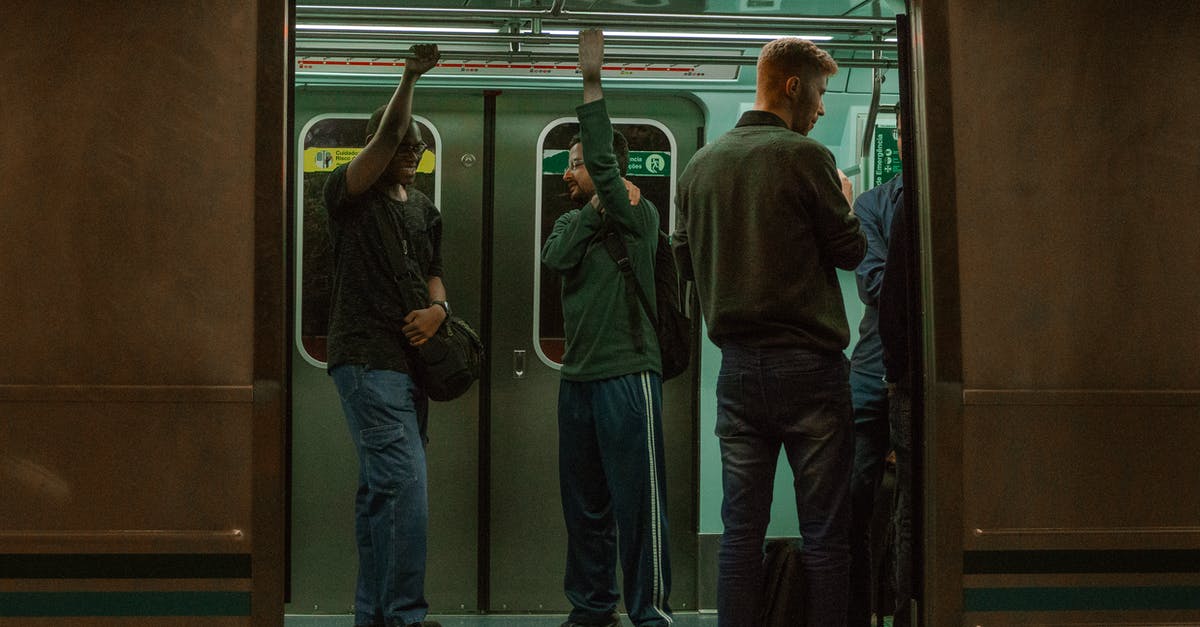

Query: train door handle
[[513, 349, 526, 379]]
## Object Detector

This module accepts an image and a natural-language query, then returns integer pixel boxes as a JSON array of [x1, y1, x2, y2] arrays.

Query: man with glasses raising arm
[[323, 43, 446, 627], [542, 29, 674, 627]]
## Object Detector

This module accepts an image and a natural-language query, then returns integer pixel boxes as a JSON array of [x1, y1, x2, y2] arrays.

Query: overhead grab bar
[[295, 29, 897, 53], [295, 5, 896, 33], [295, 46, 898, 70]]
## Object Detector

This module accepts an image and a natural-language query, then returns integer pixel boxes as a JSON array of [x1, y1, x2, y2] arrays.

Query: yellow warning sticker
[[304, 148, 435, 173]]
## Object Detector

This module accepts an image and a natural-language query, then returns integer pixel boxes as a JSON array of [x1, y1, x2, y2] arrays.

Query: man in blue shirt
[[847, 107, 904, 627]]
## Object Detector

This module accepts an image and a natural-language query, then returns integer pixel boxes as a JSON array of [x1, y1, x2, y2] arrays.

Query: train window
[[856, 113, 901, 190], [534, 118, 677, 369], [295, 114, 441, 367]]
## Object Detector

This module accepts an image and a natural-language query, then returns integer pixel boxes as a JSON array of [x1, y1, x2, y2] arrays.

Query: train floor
[[285, 614, 719, 626]]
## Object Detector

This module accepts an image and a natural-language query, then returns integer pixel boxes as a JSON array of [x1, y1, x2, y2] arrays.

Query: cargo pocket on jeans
[[360, 423, 414, 495]]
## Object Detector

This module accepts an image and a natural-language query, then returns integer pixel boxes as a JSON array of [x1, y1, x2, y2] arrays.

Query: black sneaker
[[405, 622, 442, 627]]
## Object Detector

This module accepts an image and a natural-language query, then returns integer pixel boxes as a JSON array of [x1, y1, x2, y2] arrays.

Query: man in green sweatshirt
[[540, 29, 673, 627]]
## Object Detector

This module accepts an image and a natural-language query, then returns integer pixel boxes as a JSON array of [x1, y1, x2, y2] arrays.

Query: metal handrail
[[294, 47, 897, 70], [296, 4, 896, 32], [294, 4, 899, 70], [295, 29, 897, 53]]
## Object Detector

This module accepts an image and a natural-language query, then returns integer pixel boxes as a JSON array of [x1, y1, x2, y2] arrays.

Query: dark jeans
[[848, 368, 889, 627], [331, 365, 431, 627], [558, 371, 673, 627], [714, 344, 853, 627], [889, 385, 913, 627]]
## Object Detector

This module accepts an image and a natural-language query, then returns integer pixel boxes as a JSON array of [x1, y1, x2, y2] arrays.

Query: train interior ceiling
[[290, 0, 903, 624]]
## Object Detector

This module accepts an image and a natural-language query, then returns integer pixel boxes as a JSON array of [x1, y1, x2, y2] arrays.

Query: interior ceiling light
[[298, 24, 498, 34], [541, 28, 833, 41]]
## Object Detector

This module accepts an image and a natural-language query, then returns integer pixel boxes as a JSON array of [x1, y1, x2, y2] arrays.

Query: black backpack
[[761, 538, 806, 626], [597, 219, 691, 381]]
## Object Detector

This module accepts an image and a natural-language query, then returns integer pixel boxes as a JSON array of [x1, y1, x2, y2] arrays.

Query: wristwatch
[[431, 300, 451, 318]]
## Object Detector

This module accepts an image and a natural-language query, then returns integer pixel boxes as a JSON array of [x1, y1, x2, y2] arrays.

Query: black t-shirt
[[323, 164, 443, 372]]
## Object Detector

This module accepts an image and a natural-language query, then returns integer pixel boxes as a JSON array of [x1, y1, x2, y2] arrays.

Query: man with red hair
[[673, 37, 864, 626]]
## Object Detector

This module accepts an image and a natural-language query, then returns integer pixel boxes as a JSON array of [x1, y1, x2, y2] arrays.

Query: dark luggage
[[760, 538, 805, 626], [870, 458, 898, 621]]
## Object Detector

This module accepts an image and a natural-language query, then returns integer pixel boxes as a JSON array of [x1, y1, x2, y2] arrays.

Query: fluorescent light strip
[[297, 23, 837, 42], [542, 28, 833, 41], [298, 24, 497, 34]]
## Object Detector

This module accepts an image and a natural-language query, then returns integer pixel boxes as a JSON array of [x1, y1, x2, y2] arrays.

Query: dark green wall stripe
[[964, 550, 1200, 574], [0, 591, 250, 616], [964, 587, 1200, 612], [0, 554, 250, 579]]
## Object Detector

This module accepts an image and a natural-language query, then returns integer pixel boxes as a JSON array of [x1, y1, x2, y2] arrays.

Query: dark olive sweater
[[672, 110, 865, 352]]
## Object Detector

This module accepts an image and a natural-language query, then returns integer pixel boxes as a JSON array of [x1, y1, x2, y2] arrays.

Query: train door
[[291, 88, 703, 616], [486, 91, 703, 612]]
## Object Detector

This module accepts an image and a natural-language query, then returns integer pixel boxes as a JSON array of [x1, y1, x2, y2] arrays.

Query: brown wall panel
[[0, 402, 253, 548], [0, 1, 257, 386], [945, 3, 1200, 390], [0, 614, 253, 619], [0, 0, 287, 624], [913, 0, 1200, 623], [963, 404, 1200, 550]]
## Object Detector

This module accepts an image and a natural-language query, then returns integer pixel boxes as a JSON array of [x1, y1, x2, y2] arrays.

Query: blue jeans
[[331, 365, 430, 627], [714, 345, 853, 627], [558, 372, 673, 626], [848, 368, 889, 627]]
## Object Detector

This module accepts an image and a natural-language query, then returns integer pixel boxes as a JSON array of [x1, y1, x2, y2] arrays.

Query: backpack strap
[[373, 203, 419, 317], [597, 218, 657, 354]]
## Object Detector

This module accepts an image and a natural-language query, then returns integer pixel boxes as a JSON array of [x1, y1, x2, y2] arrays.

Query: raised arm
[[345, 44, 440, 196], [575, 30, 655, 236], [580, 28, 604, 104]]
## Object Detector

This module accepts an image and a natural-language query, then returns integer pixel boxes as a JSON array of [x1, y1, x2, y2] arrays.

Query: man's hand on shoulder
[[623, 178, 642, 206]]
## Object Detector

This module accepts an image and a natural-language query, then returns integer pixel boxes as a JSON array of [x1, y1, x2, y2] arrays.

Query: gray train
[[3, 1, 1197, 626]]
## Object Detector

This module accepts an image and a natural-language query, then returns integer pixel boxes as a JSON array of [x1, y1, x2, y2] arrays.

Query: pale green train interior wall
[[688, 86, 899, 535]]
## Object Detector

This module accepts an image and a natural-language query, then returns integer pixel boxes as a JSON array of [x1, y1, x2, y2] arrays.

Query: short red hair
[[756, 37, 838, 91]]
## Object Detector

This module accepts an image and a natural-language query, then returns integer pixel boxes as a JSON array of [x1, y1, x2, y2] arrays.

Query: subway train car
[[3, 1, 1198, 627]]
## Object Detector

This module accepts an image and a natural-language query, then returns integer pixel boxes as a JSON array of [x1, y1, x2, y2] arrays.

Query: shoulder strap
[[597, 218, 657, 353], [373, 203, 418, 316]]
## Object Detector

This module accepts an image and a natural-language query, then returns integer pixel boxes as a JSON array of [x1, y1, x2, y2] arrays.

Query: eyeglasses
[[567, 158, 586, 171], [398, 142, 427, 156]]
